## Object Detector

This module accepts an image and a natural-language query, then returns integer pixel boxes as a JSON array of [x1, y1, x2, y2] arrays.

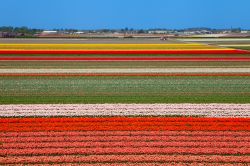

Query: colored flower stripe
[[1, 104, 250, 118], [27, 163, 241, 166], [0, 118, 249, 132], [1, 117, 248, 123], [2, 155, 250, 165], [1, 121, 247, 127], [2, 125, 247, 132], [1, 57, 250, 61], [0, 147, 249, 156], [2, 141, 248, 149], [0, 49, 249, 55], [2, 136, 248, 144], [1, 155, 249, 165], [16, 163, 244, 166], [1, 73, 250, 77], [0, 43, 226, 50], [2, 121, 247, 126], [1, 68, 250, 74], [1, 131, 249, 137]]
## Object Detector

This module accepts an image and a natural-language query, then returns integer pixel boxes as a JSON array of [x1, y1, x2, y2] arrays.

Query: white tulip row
[[0, 104, 250, 117]]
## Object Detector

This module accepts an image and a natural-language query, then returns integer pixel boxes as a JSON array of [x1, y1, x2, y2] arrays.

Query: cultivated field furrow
[[1, 135, 248, 143], [1, 141, 249, 149], [1, 131, 249, 137], [1, 147, 249, 156], [24, 163, 249, 166], [3, 126, 247, 132], [0, 155, 249, 165]]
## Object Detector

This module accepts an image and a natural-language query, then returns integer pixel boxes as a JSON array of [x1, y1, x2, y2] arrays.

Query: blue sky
[[0, 0, 250, 29]]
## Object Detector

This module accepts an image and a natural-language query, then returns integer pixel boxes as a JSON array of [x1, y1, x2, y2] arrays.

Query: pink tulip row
[[0, 104, 249, 117], [0, 154, 249, 164], [2, 135, 248, 143], [1, 147, 249, 156], [1, 131, 249, 138], [2, 141, 248, 149]]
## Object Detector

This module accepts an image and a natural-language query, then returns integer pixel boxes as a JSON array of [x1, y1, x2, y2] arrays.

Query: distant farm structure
[[0, 32, 25, 38]]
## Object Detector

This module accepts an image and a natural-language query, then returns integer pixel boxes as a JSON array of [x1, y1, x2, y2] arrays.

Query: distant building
[[241, 31, 249, 34], [74, 31, 85, 34], [38, 31, 61, 37], [148, 30, 169, 34], [41, 31, 58, 35], [222, 31, 231, 34]]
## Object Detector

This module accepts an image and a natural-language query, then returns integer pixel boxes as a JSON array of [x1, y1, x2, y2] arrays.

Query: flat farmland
[[0, 40, 250, 165]]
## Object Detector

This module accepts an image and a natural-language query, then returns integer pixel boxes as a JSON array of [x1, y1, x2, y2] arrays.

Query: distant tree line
[[0, 26, 43, 34], [0, 26, 247, 35]]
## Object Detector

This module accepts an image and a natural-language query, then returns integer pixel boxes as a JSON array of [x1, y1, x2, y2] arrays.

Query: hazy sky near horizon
[[0, 0, 250, 29]]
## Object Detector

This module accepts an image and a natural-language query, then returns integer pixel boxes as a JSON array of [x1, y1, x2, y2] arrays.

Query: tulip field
[[0, 40, 250, 165]]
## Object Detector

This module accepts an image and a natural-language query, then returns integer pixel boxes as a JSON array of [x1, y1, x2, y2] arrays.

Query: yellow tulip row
[[0, 43, 231, 50]]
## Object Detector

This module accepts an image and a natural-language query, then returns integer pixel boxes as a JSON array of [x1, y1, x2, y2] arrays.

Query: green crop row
[[0, 76, 250, 104]]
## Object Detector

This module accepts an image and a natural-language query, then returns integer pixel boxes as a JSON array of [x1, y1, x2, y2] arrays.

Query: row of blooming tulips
[[1, 126, 248, 132], [1, 131, 248, 137], [2, 121, 247, 126], [1, 155, 249, 165], [1, 56, 250, 61], [2, 43, 245, 55], [1, 117, 248, 123], [0, 49, 249, 55], [0, 68, 250, 74], [2, 135, 248, 143], [0, 104, 249, 117], [0, 162, 244, 166], [2, 73, 250, 77], [0, 147, 249, 156], [0, 117, 249, 132], [0, 43, 228, 50], [23, 163, 244, 166], [2, 141, 248, 149]]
